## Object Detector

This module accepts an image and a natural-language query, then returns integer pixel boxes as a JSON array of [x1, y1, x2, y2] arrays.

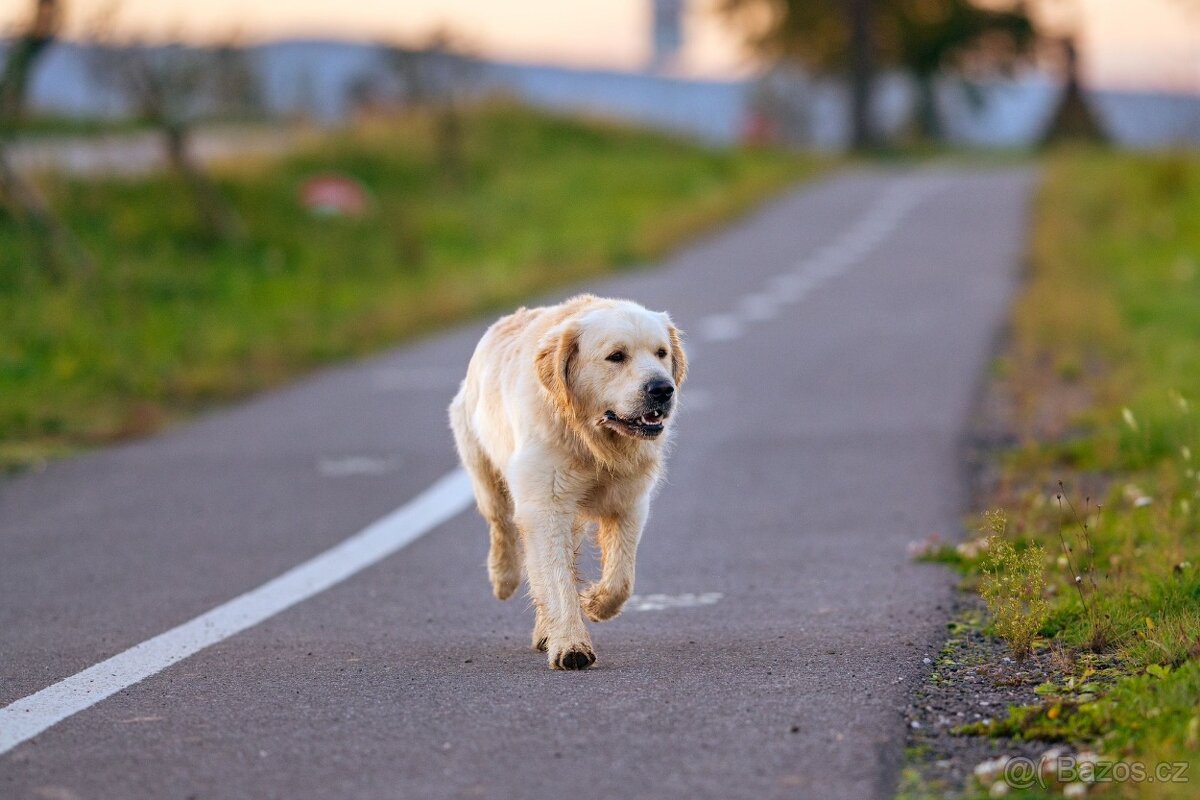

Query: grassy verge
[[0, 104, 820, 470], [5, 113, 153, 138], [915, 149, 1200, 798]]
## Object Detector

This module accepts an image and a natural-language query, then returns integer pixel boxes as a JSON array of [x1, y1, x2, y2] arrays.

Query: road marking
[[736, 293, 778, 321], [627, 592, 724, 611], [697, 173, 952, 347], [764, 274, 807, 303], [317, 455, 401, 478], [697, 313, 743, 342], [0, 469, 474, 756]]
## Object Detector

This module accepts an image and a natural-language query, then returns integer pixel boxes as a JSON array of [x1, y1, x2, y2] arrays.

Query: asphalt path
[[0, 166, 1033, 799]]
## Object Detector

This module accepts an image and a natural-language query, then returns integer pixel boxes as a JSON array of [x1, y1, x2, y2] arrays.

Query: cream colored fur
[[449, 294, 687, 670]]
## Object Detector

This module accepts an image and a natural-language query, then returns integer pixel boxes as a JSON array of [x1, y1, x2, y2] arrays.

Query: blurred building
[[6, 38, 1200, 149], [650, 0, 685, 72]]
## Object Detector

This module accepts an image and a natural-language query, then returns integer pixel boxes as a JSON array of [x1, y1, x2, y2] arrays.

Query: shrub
[[979, 523, 1050, 660]]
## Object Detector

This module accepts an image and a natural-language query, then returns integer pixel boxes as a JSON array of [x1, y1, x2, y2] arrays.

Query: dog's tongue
[[641, 411, 663, 424]]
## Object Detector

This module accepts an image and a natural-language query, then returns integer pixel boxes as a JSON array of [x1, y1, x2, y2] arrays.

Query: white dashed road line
[[626, 592, 724, 612], [736, 293, 779, 322], [317, 456, 402, 478], [698, 174, 949, 345], [696, 313, 744, 342]]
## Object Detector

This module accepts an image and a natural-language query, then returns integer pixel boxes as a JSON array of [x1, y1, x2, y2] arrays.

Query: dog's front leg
[[582, 496, 648, 622], [520, 506, 596, 670], [510, 462, 595, 670]]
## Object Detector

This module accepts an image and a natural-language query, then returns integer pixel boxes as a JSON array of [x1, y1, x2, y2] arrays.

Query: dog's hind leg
[[450, 400, 522, 600]]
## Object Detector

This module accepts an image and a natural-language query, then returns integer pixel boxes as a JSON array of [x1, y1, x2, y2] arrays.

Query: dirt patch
[[903, 599, 1060, 796]]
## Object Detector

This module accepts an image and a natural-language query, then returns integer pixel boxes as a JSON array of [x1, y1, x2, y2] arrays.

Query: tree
[[719, 0, 879, 148], [884, 0, 1035, 141], [0, 0, 93, 279], [86, 15, 251, 240], [209, 41, 263, 120], [848, 0, 875, 149], [381, 30, 480, 183], [719, 0, 1037, 145], [0, 0, 59, 125], [1040, 36, 1105, 145]]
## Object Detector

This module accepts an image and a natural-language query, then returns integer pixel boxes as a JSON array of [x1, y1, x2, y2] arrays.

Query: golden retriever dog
[[449, 294, 687, 670]]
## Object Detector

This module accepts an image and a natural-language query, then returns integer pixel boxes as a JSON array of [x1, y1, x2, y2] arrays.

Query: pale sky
[[2, 0, 1198, 92]]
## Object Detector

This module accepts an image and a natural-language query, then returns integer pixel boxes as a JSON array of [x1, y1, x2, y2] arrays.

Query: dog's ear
[[535, 321, 581, 411], [667, 322, 688, 387]]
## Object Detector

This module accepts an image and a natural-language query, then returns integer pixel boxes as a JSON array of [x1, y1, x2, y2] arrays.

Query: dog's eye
[[656, 348, 668, 359], [606, 351, 626, 363]]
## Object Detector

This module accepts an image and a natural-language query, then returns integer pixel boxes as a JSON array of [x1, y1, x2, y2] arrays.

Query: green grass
[[933, 149, 1200, 798], [4, 113, 154, 138], [0, 104, 820, 470]]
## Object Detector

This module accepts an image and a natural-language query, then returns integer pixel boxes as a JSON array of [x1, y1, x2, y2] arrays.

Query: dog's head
[[536, 299, 687, 441]]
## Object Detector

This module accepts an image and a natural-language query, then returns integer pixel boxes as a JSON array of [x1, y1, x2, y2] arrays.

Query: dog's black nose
[[645, 379, 674, 401]]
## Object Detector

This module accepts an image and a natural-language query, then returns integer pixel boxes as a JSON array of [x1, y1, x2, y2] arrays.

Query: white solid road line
[[0, 469, 474, 756]]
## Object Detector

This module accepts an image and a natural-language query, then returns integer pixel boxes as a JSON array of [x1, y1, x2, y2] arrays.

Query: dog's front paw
[[581, 583, 630, 622], [547, 639, 596, 671]]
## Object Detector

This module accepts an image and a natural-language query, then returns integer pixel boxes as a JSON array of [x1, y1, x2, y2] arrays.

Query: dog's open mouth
[[601, 409, 667, 438]]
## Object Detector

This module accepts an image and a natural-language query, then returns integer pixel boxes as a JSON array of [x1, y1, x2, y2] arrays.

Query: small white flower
[[1122, 407, 1139, 431], [956, 540, 984, 559], [1063, 782, 1088, 798], [1039, 747, 1065, 777], [989, 779, 1010, 798], [907, 538, 936, 558], [974, 756, 1010, 783], [1124, 484, 1153, 507]]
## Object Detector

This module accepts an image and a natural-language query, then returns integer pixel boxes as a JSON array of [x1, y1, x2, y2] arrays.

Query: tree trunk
[[163, 123, 243, 240], [846, 0, 875, 151], [435, 102, 463, 186], [0, 144, 94, 280], [913, 74, 942, 142], [0, 1, 91, 279], [1041, 38, 1106, 146], [0, 0, 59, 127]]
